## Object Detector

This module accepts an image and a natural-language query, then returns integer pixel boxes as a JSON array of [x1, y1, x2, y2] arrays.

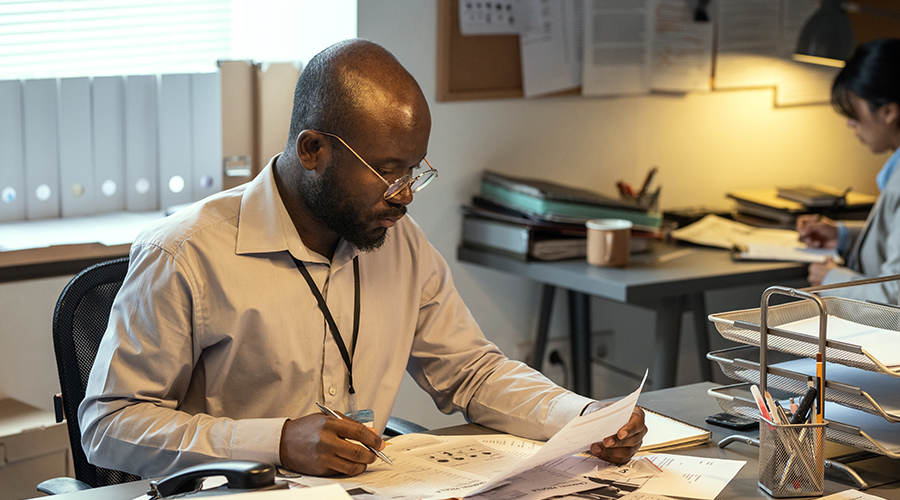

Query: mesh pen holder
[[758, 418, 826, 498]]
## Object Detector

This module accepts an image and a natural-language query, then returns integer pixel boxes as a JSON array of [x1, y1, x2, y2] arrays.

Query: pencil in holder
[[758, 418, 825, 498]]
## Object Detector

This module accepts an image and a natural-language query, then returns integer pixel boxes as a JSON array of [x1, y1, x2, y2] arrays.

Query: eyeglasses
[[315, 131, 438, 200]]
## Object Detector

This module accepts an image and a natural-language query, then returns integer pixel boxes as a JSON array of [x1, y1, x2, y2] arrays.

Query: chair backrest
[[52, 257, 141, 487]]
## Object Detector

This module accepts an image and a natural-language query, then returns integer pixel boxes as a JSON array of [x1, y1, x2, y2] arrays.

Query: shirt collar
[[235, 154, 360, 267], [876, 147, 900, 191]]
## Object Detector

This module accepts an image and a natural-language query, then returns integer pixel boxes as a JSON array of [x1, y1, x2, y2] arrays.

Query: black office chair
[[40, 257, 140, 494], [39, 257, 426, 495]]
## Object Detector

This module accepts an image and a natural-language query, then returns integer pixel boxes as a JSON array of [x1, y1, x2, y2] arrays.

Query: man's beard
[[300, 161, 407, 252]]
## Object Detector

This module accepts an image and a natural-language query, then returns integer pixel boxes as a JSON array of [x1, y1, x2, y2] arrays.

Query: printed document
[[592, 454, 745, 500], [778, 315, 900, 368], [671, 214, 840, 263], [285, 372, 647, 499]]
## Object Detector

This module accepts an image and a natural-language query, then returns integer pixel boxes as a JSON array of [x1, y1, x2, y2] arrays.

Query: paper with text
[[637, 454, 745, 500], [471, 370, 647, 495]]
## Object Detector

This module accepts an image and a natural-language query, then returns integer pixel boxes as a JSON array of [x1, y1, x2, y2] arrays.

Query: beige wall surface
[[358, 1, 887, 429]]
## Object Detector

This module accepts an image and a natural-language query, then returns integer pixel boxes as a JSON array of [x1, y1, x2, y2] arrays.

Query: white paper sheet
[[459, 0, 522, 35], [649, 0, 713, 92], [670, 214, 840, 263], [581, 0, 652, 96], [713, 0, 782, 89], [637, 454, 746, 500], [519, 0, 582, 97], [471, 370, 647, 495], [819, 489, 892, 500], [778, 316, 900, 368]]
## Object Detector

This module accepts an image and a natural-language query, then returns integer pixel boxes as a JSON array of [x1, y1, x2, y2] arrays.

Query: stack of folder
[[461, 171, 662, 261], [728, 186, 875, 228]]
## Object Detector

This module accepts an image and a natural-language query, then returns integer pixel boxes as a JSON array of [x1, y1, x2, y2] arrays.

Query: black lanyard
[[292, 256, 360, 395]]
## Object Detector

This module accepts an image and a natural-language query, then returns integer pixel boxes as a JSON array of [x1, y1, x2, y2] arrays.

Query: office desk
[[29, 382, 900, 500], [457, 244, 808, 392]]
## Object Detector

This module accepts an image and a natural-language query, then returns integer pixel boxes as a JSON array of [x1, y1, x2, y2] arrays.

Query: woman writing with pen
[[797, 38, 900, 303]]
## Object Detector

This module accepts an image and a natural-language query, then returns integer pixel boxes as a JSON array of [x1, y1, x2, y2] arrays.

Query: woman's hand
[[796, 215, 838, 249]]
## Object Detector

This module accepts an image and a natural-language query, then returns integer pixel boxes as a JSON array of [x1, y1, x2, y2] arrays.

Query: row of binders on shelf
[[727, 185, 876, 228], [460, 170, 663, 261], [0, 61, 300, 223]]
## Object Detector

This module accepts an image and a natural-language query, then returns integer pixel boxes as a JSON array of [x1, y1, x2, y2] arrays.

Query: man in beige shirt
[[80, 39, 646, 479]]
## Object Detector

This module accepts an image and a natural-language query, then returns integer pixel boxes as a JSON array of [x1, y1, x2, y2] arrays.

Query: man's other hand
[[586, 405, 647, 464], [279, 413, 384, 476]]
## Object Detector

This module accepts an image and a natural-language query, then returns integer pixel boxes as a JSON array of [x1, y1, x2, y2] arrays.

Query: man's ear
[[295, 130, 333, 172]]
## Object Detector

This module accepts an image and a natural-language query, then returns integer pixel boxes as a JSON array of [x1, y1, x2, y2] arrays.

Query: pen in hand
[[315, 401, 393, 466]]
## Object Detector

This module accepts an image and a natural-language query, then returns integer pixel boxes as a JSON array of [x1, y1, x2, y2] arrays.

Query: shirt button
[[328, 387, 337, 396]]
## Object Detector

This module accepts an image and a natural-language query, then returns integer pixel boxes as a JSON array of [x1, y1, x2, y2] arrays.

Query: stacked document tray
[[707, 295, 900, 459]]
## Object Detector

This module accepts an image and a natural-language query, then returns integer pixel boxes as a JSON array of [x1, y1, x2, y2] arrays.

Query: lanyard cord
[[292, 256, 361, 395]]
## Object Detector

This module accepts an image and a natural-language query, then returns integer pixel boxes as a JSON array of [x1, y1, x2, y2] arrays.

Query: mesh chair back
[[52, 257, 141, 487]]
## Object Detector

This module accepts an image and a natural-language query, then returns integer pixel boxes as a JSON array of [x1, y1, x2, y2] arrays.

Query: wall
[[358, 1, 887, 430]]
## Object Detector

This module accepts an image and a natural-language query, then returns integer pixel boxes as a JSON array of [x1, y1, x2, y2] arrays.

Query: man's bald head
[[285, 39, 429, 153]]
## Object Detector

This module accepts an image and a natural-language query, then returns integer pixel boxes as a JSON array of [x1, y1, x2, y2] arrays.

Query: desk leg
[[688, 293, 714, 381], [528, 284, 556, 370], [652, 296, 684, 390], [568, 291, 592, 397]]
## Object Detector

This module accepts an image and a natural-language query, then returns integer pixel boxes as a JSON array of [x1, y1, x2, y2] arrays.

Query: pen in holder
[[758, 417, 825, 498]]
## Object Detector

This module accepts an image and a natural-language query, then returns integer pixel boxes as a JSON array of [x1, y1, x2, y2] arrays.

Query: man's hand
[[796, 215, 838, 249], [585, 404, 647, 464], [807, 258, 840, 286], [279, 413, 385, 476]]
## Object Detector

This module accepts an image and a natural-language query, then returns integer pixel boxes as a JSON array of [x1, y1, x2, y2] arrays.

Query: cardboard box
[[0, 398, 71, 500]]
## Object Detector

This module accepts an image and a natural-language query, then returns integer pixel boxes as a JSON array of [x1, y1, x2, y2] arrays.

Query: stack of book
[[461, 171, 662, 261], [728, 186, 875, 228]]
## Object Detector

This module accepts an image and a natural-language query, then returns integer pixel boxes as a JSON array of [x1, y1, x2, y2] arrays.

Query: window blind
[[0, 0, 232, 79]]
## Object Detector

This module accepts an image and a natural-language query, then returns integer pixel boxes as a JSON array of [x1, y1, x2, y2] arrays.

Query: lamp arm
[[843, 2, 900, 20]]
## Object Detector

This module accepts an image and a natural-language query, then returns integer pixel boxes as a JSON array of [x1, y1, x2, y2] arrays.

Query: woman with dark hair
[[797, 38, 900, 302]]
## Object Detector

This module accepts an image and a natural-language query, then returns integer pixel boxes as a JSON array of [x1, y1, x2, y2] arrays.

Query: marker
[[750, 384, 772, 421], [790, 387, 817, 425], [789, 397, 798, 415]]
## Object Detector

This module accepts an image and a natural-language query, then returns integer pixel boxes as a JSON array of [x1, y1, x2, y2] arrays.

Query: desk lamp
[[794, 0, 900, 67]]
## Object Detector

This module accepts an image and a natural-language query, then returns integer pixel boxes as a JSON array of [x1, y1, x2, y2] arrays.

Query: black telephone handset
[[147, 460, 287, 498]]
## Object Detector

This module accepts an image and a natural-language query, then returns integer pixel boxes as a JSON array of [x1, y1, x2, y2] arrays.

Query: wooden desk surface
[[457, 244, 808, 303]]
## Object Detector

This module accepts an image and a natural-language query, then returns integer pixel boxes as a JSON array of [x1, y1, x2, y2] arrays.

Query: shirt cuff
[[836, 222, 850, 253], [231, 417, 289, 466]]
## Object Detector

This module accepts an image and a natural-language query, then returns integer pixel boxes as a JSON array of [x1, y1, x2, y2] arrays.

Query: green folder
[[480, 181, 662, 231]]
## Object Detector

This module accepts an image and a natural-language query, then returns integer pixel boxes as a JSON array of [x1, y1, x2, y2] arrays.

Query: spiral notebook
[[640, 409, 712, 452]]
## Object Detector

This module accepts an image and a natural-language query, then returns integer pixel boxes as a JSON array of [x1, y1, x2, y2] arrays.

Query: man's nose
[[388, 183, 414, 207]]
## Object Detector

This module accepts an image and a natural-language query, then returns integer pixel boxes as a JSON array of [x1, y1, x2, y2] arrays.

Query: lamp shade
[[794, 0, 855, 63]]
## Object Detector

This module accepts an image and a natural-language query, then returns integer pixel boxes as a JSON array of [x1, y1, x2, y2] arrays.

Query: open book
[[671, 214, 841, 263]]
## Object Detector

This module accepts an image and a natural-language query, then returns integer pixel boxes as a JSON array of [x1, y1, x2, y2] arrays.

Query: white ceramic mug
[[585, 219, 632, 267]]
